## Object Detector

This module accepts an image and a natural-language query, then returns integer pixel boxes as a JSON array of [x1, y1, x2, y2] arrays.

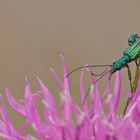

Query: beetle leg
[[135, 59, 139, 67], [126, 64, 133, 93], [132, 58, 140, 93], [124, 64, 133, 114], [135, 58, 140, 68]]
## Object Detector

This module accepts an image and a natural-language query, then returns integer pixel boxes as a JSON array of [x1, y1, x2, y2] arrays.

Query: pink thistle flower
[[0, 55, 140, 139]]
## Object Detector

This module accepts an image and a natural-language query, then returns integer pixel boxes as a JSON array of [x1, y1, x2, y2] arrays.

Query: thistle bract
[[0, 55, 140, 140]]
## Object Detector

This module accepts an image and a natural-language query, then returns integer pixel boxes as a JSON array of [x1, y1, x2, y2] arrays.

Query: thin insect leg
[[124, 64, 133, 114], [135, 59, 139, 68], [135, 58, 140, 68], [125, 58, 140, 114], [126, 64, 133, 93], [135, 58, 140, 67], [133, 58, 140, 92]]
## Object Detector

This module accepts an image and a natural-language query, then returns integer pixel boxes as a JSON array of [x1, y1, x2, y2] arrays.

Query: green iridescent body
[[111, 35, 140, 74], [67, 34, 140, 106]]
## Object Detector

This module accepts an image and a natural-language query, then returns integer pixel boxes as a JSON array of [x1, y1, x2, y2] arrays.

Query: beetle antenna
[[89, 67, 109, 76], [66, 64, 112, 77], [82, 68, 111, 106]]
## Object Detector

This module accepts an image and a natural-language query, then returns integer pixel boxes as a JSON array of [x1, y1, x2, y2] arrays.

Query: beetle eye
[[128, 34, 137, 46]]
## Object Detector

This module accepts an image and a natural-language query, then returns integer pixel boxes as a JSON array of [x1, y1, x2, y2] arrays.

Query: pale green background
[[0, 0, 140, 135]]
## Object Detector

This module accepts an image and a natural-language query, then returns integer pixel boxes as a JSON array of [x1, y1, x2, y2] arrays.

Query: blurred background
[[0, 0, 140, 135]]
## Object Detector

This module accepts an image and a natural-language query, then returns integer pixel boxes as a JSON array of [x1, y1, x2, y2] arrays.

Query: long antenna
[[82, 68, 111, 106], [66, 64, 112, 77], [89, 67, 109, 76]]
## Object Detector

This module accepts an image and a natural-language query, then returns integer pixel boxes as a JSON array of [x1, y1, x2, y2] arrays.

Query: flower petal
[[6, 89, 26, 116]]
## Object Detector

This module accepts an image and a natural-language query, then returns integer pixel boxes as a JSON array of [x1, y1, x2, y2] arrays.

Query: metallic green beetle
[[108, 34, 140, 93], [111, 34, 140, 75], [67, 34, 140, 79], [67, 34, 140, 100]]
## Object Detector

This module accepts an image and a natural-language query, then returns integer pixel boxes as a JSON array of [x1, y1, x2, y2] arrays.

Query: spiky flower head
[[0, 55, 140, 140]]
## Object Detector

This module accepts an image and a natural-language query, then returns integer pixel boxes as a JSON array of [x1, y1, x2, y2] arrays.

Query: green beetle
[[67, 34, 140, 79], [111, 34, 140, 74], [67, 34, 140, 102]]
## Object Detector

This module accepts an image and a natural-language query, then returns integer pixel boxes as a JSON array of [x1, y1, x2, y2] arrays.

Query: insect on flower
[[67, 34, 140, 103]]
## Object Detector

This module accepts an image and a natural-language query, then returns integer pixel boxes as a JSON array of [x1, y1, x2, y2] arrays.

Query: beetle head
[[128, 34, 139, 46]]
